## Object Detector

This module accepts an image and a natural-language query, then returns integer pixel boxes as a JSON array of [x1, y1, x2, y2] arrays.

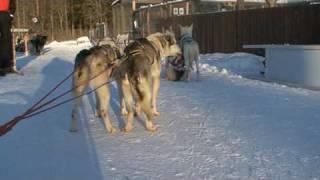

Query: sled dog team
[[70, 25, 200, 134]]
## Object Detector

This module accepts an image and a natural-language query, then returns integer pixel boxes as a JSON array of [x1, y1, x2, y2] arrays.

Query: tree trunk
[[16, 0, 21, 28], [236, 0, 245, 10], [266, 0, 278, 7], [10, 0, 113, 41], [70, 0, 75, 38], [36, 0, 40, 17], [50, 0, 54, 41], [64, 0, 69, 35], [22, 2, 26, 28]]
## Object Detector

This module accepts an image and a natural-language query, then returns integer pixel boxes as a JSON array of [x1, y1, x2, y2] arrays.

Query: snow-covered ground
[[1, 40, 320, 180]]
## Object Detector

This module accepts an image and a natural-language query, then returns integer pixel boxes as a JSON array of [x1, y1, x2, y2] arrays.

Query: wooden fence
[[140, 4, 320, 54]]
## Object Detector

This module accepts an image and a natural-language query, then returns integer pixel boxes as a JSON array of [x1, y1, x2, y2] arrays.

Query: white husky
[[179, 24, 200, 81]]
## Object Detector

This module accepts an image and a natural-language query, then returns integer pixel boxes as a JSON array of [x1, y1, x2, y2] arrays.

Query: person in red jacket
[[0, 0, 16, 76]]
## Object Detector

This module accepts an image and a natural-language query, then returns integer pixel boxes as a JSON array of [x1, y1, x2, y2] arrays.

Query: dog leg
[[182, 46, 192, 81], [142, 97, 157, 132], [180, 69, 190, 81], [116, 78, 128, 116], [94, 92, 101, 118], [195, 54, 200, 81], [135, 102, 141, 116], [70, 88, 85, 132], [94, 84, 116, 134], [151, 75, 161, 116], [181, 70, 190, 81], [196, 66, 200, 81], [121, 77, 134, 132], [137, 78, 157, 132], [119, 91, 128, 116], [100, 109, 116, 134], [70, 66, 89, 132]]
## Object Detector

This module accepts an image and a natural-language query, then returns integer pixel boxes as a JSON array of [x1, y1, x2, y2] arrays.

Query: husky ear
[[166, 29, 173, 34], [164, 32, 175, 45], [165, 30, 175, 38]]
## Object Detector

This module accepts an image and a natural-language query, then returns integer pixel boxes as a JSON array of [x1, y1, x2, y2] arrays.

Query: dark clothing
[[29, 20, 47, 55], [30, 35, 47, 54], [29, 21, 42, 35], [0, 11, 13, 69], [0, 0, 16, 71], [28, 19, 46, 54]]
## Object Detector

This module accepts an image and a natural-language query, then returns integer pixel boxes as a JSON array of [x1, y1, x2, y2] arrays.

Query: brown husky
[[115, 32, 181, 132], [70, 44, 120, 133]]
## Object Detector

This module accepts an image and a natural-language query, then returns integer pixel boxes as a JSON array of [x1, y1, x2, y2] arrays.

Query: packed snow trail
[[1, 41, 320, 180], [0, 42, 103, 180]]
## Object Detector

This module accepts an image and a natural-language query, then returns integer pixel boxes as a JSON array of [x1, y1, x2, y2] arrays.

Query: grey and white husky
[[179, 24, 200, 81], [114, 31, 181, 132], [70, 44, 120, 134]]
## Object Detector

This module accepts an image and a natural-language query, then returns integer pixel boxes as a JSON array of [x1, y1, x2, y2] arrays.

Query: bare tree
[[266, 0, 278, 7], [50, 0, 55, 40], [12, 0, 112, 41], [15, 0, 21, 28], [35, 0, 40, 17], [236, 0, 245, 10], [64, 0, 69, 34]]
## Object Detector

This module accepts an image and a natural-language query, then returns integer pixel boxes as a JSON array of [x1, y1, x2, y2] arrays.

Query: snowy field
[[1, 40, 320, 180]]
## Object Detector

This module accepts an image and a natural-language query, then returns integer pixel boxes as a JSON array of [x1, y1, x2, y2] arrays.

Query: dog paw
[[120, 109, 128, 116], [122, 125, 133, 133], [146, 124, 158, 132], [107, 127, 117, 134], [152, 110, 160, 116]]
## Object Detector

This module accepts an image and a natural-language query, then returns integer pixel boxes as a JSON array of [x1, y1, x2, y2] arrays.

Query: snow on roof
[[150, 0, 311, 4], [201, 0, 265, 2], [111, 0, 121, 6]]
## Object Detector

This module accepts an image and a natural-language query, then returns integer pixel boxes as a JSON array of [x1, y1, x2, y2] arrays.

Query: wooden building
[[131, 0, 268, 38], [112, 0, 306, 38], [111, 0, 162, 36]]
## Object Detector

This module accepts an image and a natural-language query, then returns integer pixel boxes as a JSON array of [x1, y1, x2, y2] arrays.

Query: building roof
[[112, 0, 163, 6], [200, 0, 309, 3]]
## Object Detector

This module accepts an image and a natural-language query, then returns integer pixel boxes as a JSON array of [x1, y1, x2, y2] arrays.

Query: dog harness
[[179, 34, 194, 48], [167, 55, 185, 71]]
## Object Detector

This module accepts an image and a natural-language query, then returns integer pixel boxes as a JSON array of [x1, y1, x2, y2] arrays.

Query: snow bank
[[76, 36, 91, 44], [47, 40, 60, 46], [200, 52, 265, 78], [47, 37, 92, 48]]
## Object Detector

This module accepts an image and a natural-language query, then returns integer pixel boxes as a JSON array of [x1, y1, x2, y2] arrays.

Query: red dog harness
[[0, 0, 10, 11]]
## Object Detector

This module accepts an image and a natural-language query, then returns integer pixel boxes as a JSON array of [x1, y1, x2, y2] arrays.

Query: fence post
[[186, 2, 190, 15], [24, 33, 29, 56], [12, 32, 16, 71], [147, 7, 150, 35]]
